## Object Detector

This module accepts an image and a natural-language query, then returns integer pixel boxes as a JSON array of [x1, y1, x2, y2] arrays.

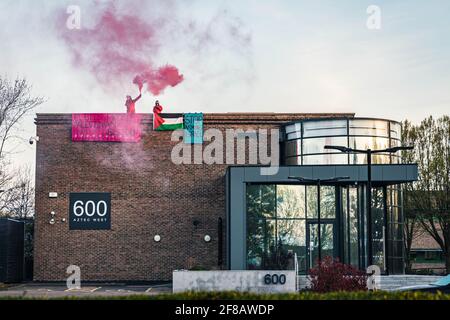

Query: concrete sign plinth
[[173, 270, 296, 293]]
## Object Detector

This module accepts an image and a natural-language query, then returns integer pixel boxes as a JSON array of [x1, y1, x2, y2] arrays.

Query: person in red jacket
[[125, 88, 142, 113]]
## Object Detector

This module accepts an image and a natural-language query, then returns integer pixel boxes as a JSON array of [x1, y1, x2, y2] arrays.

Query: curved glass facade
[[282, 118, 402, 165]]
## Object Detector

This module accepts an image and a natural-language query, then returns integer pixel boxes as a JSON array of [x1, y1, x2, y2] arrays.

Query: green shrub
[[1, 291, 450, 300]]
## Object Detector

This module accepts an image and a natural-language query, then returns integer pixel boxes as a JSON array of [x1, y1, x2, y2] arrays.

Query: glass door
[[307, 222, 336, 270]]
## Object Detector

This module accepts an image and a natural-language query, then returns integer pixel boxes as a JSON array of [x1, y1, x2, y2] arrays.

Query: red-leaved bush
[[308, 257, 368, 292]]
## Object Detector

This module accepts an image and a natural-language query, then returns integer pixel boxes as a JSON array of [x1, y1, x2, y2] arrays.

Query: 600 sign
[[264, 274, 286, 285], [69, 193, 111, 230]]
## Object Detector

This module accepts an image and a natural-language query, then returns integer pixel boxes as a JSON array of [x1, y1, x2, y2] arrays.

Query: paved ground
[[0, 282, 172, 298]]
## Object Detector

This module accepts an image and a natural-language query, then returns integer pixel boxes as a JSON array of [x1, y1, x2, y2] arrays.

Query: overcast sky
[[1, 0, 450, 171]]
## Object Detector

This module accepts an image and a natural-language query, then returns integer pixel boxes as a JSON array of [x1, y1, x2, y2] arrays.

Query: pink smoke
[[57, 3, 183, 96], [133, 65, 183, 95]]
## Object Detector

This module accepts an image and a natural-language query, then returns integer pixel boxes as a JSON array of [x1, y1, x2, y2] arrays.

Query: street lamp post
[[288, 176, 349, 263], [324, 145, 413, 269]]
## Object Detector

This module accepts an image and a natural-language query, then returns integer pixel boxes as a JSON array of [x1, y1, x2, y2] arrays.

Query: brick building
[[33, 112, 417, 281]]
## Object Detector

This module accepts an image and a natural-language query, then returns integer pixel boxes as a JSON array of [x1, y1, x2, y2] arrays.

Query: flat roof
[[35, 112, 355, 125]]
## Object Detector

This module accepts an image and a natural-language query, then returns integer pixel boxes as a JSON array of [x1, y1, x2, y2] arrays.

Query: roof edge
[[35, 112, 356, 125]]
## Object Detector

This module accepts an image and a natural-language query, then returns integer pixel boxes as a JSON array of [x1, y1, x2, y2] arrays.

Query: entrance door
[[307, 222, 337, 270]]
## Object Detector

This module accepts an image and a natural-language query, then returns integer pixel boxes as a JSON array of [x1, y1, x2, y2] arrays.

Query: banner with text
[[72, 113, 142, 142]]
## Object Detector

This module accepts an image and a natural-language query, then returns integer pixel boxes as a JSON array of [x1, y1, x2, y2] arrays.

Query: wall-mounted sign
[[183, 113, 203, 144], [72, 114, 142, 142], [69, 193, 111, 230]]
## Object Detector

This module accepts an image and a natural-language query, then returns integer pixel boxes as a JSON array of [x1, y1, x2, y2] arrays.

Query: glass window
[[302, 136, 348, 155], [349, 187, 359, 266], [287, 131, 301, 140], [342, 187, 349, 263], [285, 123, 301, 134], [303, 120, 347, 137], [246, 218, 275, 270], [302, 154, 349, 165], [371, 187, 385, 271], [277, 185, 306, 218], [349, 119, 389, 137], [306, 186, 335, 218], [391, 155, 400, 164], [349, 153, 391, 165], [321, 186, 336, 218], [277, 219, 306, 272], [306, 186, 317, 218], [390, 138, 401, 148], [284, 140, 301, 157], [246, 184, 276, 219], [390, 122, 401, 140], [349, 136, 390, 151], [285, 156, 301, 165]]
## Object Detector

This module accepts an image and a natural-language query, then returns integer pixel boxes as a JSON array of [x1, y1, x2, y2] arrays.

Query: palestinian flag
[[153, 101, 184, 131], [153, 113, 184, 131]]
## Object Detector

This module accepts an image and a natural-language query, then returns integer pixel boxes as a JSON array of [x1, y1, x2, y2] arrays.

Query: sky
[[1, 0, 450, 172]]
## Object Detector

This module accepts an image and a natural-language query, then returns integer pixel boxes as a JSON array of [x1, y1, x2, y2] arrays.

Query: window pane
[[349, 119, 389, 137], [391, 155, 400, 164], [342, 187, 349, 263], [246, 184, 276, 219], [390, 138, 401, 148], [285, 156, 301, 165], [306, 186, 336, 218], [349, 136, 390, 150], [321, 186, 336, 218], [349, 187, 359, 267], [349, 153, 391, 164], [287, 131, 301, 140], [285, 123, 301, 134], [246, 218, 276, 269], [303, 136, 348, 155], [371, 187, 385, 271], [277, 185, 306, 218], [303, 120, 347, 137], [306, 186, 317, 218], [277, 220, 306, 272], [390, 122, 401, 139], [284, 139, 301, 157], [303, 154, 349, 165]]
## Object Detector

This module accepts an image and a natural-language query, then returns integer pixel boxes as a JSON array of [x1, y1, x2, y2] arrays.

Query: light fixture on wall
[[29, 136, 39, 145], [204, 235, 211, 243], [49, 211, 56, 225], [154, 235, 161, 242]]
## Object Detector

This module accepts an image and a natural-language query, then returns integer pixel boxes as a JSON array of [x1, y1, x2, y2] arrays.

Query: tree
[[0, 77, 43, 217], [403, 213, 425, 273], [402, 116, 450, 273], [0, 77, 43, 160], [0, 166, 34, 218]]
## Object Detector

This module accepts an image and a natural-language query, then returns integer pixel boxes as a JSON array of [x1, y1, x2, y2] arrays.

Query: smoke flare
[[57, 3, 183, 96], [133, 65, 184, 95]]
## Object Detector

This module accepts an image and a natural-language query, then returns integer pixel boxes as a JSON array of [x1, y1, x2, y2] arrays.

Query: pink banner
[[72, 114, 142, 142]]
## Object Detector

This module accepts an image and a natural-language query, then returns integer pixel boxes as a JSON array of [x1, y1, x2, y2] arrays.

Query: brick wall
[[33, 112, 353, 281]]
